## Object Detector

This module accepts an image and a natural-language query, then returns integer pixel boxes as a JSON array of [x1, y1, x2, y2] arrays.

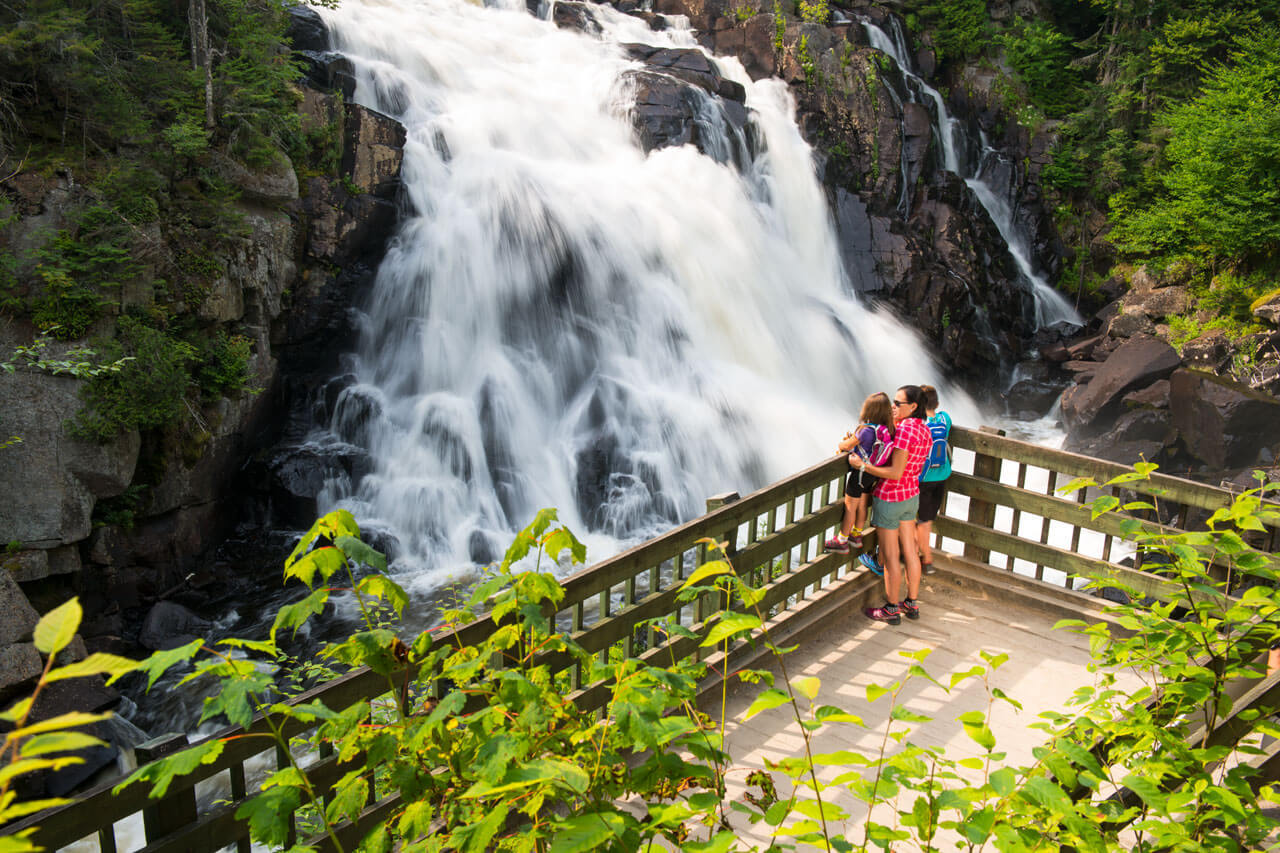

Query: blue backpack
[[920, 412, 952, 481]]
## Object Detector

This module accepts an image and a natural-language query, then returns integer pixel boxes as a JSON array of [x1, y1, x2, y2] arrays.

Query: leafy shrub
[[997, 18, 1088, 117], [1110, 27, 1280, 263], [73, 316, 196, 442], [31, 205, 139, 340], [797, 0, 828, 26], [903, 0, 989, 64], [196, 331, 253, 399]]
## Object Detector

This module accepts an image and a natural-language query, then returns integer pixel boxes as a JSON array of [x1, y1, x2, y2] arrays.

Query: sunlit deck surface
[[710, 553, 1137, 845]]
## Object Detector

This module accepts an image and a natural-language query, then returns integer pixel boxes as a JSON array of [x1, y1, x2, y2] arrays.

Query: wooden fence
[[4, 425, 1271, 851]]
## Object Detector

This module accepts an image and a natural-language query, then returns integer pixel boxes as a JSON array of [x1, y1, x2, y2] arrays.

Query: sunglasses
[[892, 399, 910, 407]]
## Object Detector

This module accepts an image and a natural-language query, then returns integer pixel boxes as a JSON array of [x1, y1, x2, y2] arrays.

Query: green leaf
[[743, 688, 790, 720], [1019, 776, 1073, 816], [791, 676, 820, 701], [865, 683, 889, 703], [680, 560, 732, 590], [271, 587, 330, 643], [283, 546, 346, 588], [45, 652, 137, 684], [17, 731, 107, 757], [335, 534, 387, 572], [682, 830, 737, 853], [114, 739, 225, 798], [9, 711, 111, 739], [135, 639, 205, 690], [701, 612, 761, 647], [356, 574, 408, 617], [33, 598, 81, 656], [324, 770, 369, 825], [235, 782, 302, 848], [549, 811, 629, 853]]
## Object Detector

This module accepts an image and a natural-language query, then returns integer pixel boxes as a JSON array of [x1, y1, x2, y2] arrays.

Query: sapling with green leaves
[[0, 600, 137, 853]]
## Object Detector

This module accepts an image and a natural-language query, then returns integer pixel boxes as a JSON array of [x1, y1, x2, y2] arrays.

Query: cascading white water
[[311, 0, 983, 590], [863, 18, 1083, 331]]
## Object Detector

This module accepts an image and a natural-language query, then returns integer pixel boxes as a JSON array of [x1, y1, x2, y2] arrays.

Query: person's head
[[893, 385, 925, 422], [920, 384, 939, 412], [859, 391, 892, 426]]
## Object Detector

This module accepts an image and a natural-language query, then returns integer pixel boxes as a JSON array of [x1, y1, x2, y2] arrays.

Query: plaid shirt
[[874, 417, 931, 502]]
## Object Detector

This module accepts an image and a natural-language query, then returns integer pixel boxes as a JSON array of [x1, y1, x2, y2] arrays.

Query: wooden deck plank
[[708, 570, 1131, 848]]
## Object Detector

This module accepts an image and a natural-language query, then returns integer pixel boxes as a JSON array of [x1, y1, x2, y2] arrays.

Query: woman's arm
[[854, 446, 907, 481]]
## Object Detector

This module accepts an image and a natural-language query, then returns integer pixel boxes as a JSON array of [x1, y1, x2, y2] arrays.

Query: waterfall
[[310, 0, 983, 590], [863, 18, 1083, 331]]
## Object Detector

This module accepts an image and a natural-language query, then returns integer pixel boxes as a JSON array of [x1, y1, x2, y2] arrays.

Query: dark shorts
[[844, 470, 880, 500], [918, 478, 948, 522]]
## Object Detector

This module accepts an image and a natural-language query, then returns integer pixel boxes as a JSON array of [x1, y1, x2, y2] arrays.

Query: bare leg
[[854, 494, 869, 534], [916, 520, 933, 566], [1269, 647, 1280, 677], [879, 522, 902, 604], [899, 519, 922, 601], [840, 494, 858, 536]]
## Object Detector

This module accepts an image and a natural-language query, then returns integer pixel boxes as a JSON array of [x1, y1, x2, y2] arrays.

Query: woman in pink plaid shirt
[[847, 385, 931, 625]]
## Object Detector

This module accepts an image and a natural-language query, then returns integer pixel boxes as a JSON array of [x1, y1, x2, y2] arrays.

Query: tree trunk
[[189, 0, 215, 131]]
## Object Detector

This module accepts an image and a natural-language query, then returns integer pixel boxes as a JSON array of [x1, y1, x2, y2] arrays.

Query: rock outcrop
[[0, 5, 406, 705]]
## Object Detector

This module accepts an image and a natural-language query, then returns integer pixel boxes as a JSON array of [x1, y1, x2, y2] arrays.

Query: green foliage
[[72, 315, 197, 442], [1109, 27, 1280, 264], [997, 18, 1088, 117], [797, 0, 828, 26], [30, 205, 139, 339], [195, 331, 253, 399], [1, 599, 137, 847], [902, 0, 989, 64], [1, 330, 132, 379]]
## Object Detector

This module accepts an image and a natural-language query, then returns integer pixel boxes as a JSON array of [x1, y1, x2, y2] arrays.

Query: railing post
[[697, 492, 739, 659], [135, 733, 197, 845], [963, 426, 1006, 565]]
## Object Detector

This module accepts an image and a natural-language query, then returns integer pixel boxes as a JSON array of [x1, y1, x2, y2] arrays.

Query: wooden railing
[[6, 425, 1272, 851]]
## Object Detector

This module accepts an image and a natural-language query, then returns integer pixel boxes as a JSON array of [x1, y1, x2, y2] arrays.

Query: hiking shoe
[[900, 599, 920, 620], [849, 535, 863, 549], [922, 562, 936, 575], [859, 553, 884, 576], [865, 603, 901, 625], [824, 535, 850, 554]]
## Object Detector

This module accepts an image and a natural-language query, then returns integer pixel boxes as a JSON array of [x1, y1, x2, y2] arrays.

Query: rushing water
[[862, 18, 1083, 331], [301, 0, 985, 592]]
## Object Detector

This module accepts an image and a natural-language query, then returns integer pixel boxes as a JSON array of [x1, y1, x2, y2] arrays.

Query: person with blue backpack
[[916, 384, 952, 576], [824, 392, 894, 553]]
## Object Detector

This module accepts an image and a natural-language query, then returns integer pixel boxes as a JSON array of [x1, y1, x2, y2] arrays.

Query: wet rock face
[[618, 45, 750, 161]]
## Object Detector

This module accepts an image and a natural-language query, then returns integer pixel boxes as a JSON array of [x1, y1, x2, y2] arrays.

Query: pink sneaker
[[824, 535, 850, 554], [849, 535, 863, 549]]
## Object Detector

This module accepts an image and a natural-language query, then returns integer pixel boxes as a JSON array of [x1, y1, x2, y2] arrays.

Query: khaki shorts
[[872, 495, 919, 530]]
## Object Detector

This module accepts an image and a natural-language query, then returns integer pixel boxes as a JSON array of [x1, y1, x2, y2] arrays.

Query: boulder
[[297, 51, 356, 100], [0, 570, 38, 645], [1170, 368, 1280, 470], [285, 4, 329, 51], [1104, 306, 1157, 339], [138, 601, 213, 651], [1123, 379, 1170, 410], [551, 0, 603, 34], [211, 148, 299, 206], [622, 45, 746, 102], [1060, 335, 1181, 434], [1253, 292, 1280, 326], [1127, 284, 1189, 320], [706, 14, 777, 80], [342, 103, 407, 200], [0, 371, 139, 547], [1003, 379, 1065, 417], [5, 549, 49, 583], [0, 643, 42, 695], [1181, 329, 1230, 374]]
